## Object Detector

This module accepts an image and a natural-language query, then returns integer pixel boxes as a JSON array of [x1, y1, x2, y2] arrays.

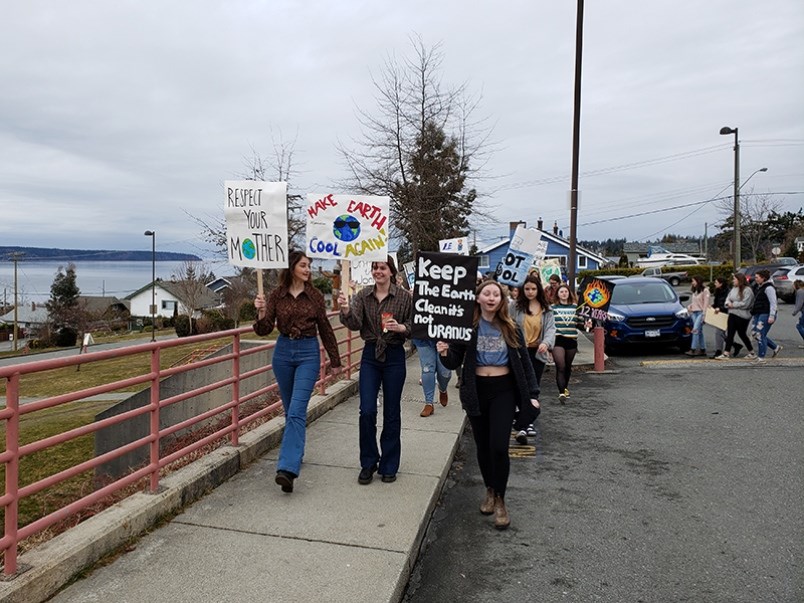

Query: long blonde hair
[[473, 281, 521, 348]]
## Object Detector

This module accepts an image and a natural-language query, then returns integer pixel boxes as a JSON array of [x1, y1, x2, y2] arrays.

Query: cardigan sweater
[[509, 302, 556, 364], [440, 325, 540, 423]]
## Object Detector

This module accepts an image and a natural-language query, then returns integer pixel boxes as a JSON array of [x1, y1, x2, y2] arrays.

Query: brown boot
[[493, 495, 510, 530], [479, 487, 495, 515], [420, 404, 434, 417]]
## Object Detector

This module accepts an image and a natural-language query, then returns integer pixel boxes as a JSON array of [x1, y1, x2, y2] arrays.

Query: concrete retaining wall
[[93, 339, 274, 484]]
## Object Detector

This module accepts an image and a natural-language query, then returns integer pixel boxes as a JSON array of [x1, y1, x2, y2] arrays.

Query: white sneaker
[[558, 391, 567, 404], [753, 356, 766, 364], [745, 352, 757, 359], [515, 430, 528, 445], [772, 345, 783, 358]]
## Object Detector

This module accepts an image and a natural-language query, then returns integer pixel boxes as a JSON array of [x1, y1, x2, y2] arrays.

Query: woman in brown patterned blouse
[[254, 250, 341, 494]]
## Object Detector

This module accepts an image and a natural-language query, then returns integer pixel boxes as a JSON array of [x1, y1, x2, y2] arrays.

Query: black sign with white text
[[411, 252, 479, 342]]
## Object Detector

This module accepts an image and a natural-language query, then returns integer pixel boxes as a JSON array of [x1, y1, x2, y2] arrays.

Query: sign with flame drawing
[[576, 276, 616, 322]]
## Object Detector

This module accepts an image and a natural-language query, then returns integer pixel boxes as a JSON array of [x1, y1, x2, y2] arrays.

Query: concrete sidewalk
[[5, 336, 596, 603]]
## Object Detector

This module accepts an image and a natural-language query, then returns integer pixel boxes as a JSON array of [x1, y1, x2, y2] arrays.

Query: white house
[[126, 280, 219, 318]]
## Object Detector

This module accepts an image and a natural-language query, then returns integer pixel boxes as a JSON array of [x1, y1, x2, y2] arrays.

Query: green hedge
[[578, 264, 737, 284]]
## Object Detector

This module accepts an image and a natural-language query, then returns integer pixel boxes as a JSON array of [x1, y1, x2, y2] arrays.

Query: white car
[[771, 264, 804, 302]]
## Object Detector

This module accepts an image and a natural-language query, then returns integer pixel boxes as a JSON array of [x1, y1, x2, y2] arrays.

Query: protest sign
[[576, 276, 616, 323], [402, 261, 416, 289], [496, 226, 543, 287], [438, 236, 469, 255], [306, 193, 389, 261], [412, 252, 478, 342], [539, 259, 563, 283], [224, 181, 288, 269]]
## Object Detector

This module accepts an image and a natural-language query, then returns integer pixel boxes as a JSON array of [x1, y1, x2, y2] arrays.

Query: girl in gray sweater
[[720, 273, 755, 359]]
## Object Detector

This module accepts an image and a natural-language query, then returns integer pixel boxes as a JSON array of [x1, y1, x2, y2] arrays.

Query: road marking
[[509, 445, 536, 458]]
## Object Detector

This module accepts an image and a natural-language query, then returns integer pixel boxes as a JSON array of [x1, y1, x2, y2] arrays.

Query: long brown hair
[[555, 283, 577, 305], [733, 272, 748, 300], [280, 250, 309, 289], [473, 281, 521, 348], [516, 274, 550, 314]]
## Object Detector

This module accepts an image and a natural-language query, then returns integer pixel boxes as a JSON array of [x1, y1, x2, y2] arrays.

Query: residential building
[[477, 220, 608, 278], [126, 280, 220, 318]]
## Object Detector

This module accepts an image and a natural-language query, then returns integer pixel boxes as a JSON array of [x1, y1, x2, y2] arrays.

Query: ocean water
[[0, 259, 228, 304]]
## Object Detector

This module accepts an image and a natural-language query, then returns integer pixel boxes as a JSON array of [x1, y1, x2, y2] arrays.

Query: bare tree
[[170, 261, 215, 331], [190, 129, 305, 258], [337, 36, 493, 260], [716, 190, 783, 261]]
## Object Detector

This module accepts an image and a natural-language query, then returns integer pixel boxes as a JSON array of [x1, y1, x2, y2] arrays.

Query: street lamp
[[740, 167, 768, 190], [144, 230, 156, 342], [719, 126, 740, 269]]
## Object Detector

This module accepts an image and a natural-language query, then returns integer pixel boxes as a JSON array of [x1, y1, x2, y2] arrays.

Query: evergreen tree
[[46, 263, 80, 329]]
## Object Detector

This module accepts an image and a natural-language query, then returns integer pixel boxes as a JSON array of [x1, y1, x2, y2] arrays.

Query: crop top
[[476, 318, 509, 366]]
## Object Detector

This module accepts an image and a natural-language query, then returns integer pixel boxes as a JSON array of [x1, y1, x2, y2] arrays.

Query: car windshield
[[611, 282, 676, 304]]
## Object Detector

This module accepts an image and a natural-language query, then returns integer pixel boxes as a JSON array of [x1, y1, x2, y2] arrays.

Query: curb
[[0, 378, 359, 603]]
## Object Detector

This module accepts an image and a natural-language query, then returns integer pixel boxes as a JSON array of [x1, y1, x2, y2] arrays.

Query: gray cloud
[[1, 0, 802, 256]]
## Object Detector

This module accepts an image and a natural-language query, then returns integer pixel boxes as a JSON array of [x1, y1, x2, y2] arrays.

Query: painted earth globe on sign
[[242, 238, 256, 260], [333, 215, 361, 242]]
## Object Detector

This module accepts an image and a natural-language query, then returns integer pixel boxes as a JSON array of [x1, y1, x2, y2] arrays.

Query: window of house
[[161, 300, 177, 312], [545, 255, 567, 267], [478, 255, 490, 268], [578, 256, 588, 269]]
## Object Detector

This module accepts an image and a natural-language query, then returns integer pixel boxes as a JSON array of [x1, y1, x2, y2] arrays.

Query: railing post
[[3, 374, 20, 576], [148, 346, 161, 493], [593, 326, 606, 372], [230, 333, 240, 446]]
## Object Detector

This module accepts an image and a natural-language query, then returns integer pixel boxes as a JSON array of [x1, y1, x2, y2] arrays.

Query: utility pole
[[568, 0, 585, 287], [9, 252, 24, 351]]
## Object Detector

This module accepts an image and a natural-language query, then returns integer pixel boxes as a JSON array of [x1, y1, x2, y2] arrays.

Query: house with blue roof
[[476, 219, 609, 279]]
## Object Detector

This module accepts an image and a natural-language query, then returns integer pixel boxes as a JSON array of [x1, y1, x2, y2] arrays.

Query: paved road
[[403, 302, 804, 602]]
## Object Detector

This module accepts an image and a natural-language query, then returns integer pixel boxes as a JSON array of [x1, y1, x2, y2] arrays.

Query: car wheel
[[669, 277, 680, 287]]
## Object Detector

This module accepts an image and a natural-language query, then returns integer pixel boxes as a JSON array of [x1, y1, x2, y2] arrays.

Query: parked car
[[771, 264, 804, 302], [637, 253, 701, 268], [602, 277, 692, 353], [739, 261, 797, 286], [634, 266, 689, 287]]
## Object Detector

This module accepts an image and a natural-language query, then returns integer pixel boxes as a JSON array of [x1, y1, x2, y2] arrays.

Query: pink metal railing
[[0, 315, 363, 577]]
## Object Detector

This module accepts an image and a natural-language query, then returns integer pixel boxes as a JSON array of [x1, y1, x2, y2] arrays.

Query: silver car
[[771, 264, 804, 302]]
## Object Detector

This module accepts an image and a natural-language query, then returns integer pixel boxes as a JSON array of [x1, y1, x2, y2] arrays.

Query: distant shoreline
[[0, 246, 202, 262]]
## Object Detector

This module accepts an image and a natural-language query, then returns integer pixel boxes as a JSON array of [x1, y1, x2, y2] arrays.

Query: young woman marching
[[720, 273, 755, 359], [551, 283, 582, 404], [509, 274, 555, 443], [437, 281, 540, 530], [686, 276, 710, 357], [337, 256, 411, 485], [253, 251, 342, 493], [709, 277, 730, 359]]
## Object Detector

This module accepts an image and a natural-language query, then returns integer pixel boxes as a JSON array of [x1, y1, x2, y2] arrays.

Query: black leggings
[[724, 314, 753, 353], [468, 374, 518, 498], [527, 347, 546, 387], [553, 336, 577, 393]]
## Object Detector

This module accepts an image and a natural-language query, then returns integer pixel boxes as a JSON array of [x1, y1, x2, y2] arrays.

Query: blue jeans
[[751, 314, 778, 358], [797, 312, 804, 342], [690, 310, 705, 350], [358, 342, 406, 475], [412, 338, 451, 404], [272, 335, 321, 476]]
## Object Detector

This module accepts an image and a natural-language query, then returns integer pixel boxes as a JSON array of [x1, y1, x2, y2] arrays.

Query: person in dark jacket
[[436, 280, 540, 530], [709, 277, 730, 359], [750, 270, 781, 362]]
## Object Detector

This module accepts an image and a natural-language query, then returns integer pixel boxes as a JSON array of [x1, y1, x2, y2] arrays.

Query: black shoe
[[275, 470, 295, 493], [381, 474, 397, 483], [358, 464, 378, 485], [733, 343, 743, 358]]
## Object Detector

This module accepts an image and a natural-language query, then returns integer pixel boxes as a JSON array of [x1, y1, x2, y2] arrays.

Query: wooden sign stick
[[256, 269, 264, 297], [340, 260, 350, 302]]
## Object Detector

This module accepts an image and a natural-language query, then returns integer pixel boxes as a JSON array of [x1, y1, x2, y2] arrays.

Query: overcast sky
[[2, 0, 802, 259]]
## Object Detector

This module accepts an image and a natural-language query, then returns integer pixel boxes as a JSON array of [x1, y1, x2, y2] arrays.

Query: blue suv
[[603, 277, 692, 353]]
